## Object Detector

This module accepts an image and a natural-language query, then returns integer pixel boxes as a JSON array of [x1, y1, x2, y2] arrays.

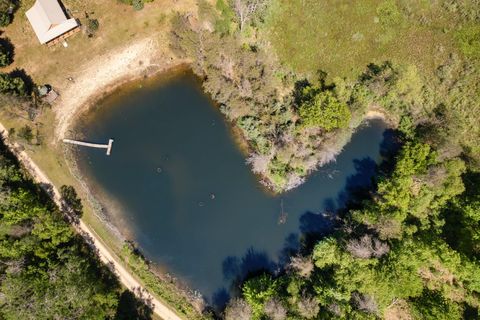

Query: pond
[[75, 70, 393, 309]]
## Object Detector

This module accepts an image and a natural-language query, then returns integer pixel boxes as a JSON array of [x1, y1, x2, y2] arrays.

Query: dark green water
[[76, 71, 393, 307]]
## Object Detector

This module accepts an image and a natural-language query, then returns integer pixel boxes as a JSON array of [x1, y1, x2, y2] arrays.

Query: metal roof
[[25, 0, 79, 44]]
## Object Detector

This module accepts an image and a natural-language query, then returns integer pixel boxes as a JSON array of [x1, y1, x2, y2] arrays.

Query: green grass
[[120, 245, 209, 320], [265, 0, 463, 79]]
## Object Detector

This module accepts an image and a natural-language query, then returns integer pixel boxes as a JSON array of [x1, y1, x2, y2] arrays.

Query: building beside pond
[[25, 0, 80, 46]]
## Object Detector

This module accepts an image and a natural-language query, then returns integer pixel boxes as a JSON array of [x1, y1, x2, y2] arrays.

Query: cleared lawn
[[2, 0, 193, 85], [266, 0, 465, 79]]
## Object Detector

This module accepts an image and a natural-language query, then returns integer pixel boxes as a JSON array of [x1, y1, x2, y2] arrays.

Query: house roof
[[25, 0, 79, 44]]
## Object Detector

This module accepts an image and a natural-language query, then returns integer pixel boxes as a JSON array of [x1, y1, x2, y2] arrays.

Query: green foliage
[[0, 11, 9, 26], [60, 185, 83, 219], [0, 41, 12, 67], [0, 73, 26, 96], [118, 0, 151, 10], [410, 290, 463, 320], [443, 171, 480, 257], [120, 243, 209, 319], [298, 89, 351, 131], [0, 0, 14, 27], [236, 141, 479, 318], [351, 141, 468, 239], [455, 25, 480, 59], [0, 143, 128, 319], [171, 1, 480, 318], [242, 274, 279, 318], [86, 18, 100, 37], [214, 0, 236, 34], [132, 0, 144, 11], [376, 0, 403, 27], [16, 125, 33, 143], [1, 251, 119, 320]]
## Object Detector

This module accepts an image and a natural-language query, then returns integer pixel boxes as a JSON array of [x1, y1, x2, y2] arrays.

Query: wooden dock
[[63, 138, 114, 155]]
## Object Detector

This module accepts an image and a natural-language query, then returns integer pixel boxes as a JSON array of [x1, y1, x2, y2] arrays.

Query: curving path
[[0, 124, 182, 320]]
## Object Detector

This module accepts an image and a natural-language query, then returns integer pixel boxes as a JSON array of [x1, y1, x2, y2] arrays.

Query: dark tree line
[[0, 141, 153, 319]]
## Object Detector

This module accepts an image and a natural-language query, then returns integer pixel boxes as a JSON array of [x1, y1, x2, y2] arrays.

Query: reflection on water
[[76, 70, 394, 308]]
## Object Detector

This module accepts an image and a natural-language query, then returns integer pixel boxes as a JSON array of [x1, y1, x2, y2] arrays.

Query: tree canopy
[[298, 87, 351, 131]]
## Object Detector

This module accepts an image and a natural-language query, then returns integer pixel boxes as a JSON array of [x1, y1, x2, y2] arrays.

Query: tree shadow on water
[[215, 247, 278, 310], [214, 128, 402, 311], [379, 128, 402, 173], [222, 247, 277, 284], [278, 233, 301, 265], [336, 157, 378, 209], [212, 287, 230, 313], [299, 210, 337, 251]]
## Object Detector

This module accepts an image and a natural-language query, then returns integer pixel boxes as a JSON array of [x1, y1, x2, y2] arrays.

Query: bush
[[0, 73, 26, 95], [455, 25, 480, 59], [0, 11, 9, 26], [0, 40, 13, 67], [224, 298, 252, 320], [0, 0, 14, 27], [118, 0, 152, 10], [132, 0, 144, 11], [16, 125, 33, 143], [376, 0, 403, 27], [60, 185, 83, 219], [86, 18, 99, 37], [242, 274, 279, 317], [298, 90, 351, 131]]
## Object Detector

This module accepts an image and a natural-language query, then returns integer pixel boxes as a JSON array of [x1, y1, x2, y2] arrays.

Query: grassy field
[[265, 0, 469, 79]]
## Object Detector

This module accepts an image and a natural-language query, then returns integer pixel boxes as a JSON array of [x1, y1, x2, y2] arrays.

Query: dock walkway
[[63, 138, 114, 155]]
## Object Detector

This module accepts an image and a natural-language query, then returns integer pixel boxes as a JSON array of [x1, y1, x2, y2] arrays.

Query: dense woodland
[[0, 139, 157, 319], [170, 0, 480, 319]]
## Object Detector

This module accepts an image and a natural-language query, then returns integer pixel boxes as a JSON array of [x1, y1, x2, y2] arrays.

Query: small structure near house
[[26, 0, 80, 46], [43, 89, 59, 104], [38, 84, 59, 104]]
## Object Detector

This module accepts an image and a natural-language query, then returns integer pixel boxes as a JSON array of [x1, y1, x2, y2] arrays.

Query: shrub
[[86, 18, 99, 37], [455, 25, 480, 59], [132, 0, 144, 11], [0, 44, 12, 67], [242, 274, 279, 317], [288, 255, 314, 278], [298, 90, 351, 131], [60, 185, 83, 219], [297, 295, 320, 319], [0, 11, 9, 26], [264, 298, 287, 320], [224, 298, 252, 320], [376, 0, 403, 27], [17, 125, 33, 143], [0, 39, 13, 67], [118, 0, 151, 10], [0, 73, 26, 95]]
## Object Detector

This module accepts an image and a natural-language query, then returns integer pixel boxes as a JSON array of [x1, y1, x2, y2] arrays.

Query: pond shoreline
[[54, 37, 190, 140], [59, 44, 395, 314]]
